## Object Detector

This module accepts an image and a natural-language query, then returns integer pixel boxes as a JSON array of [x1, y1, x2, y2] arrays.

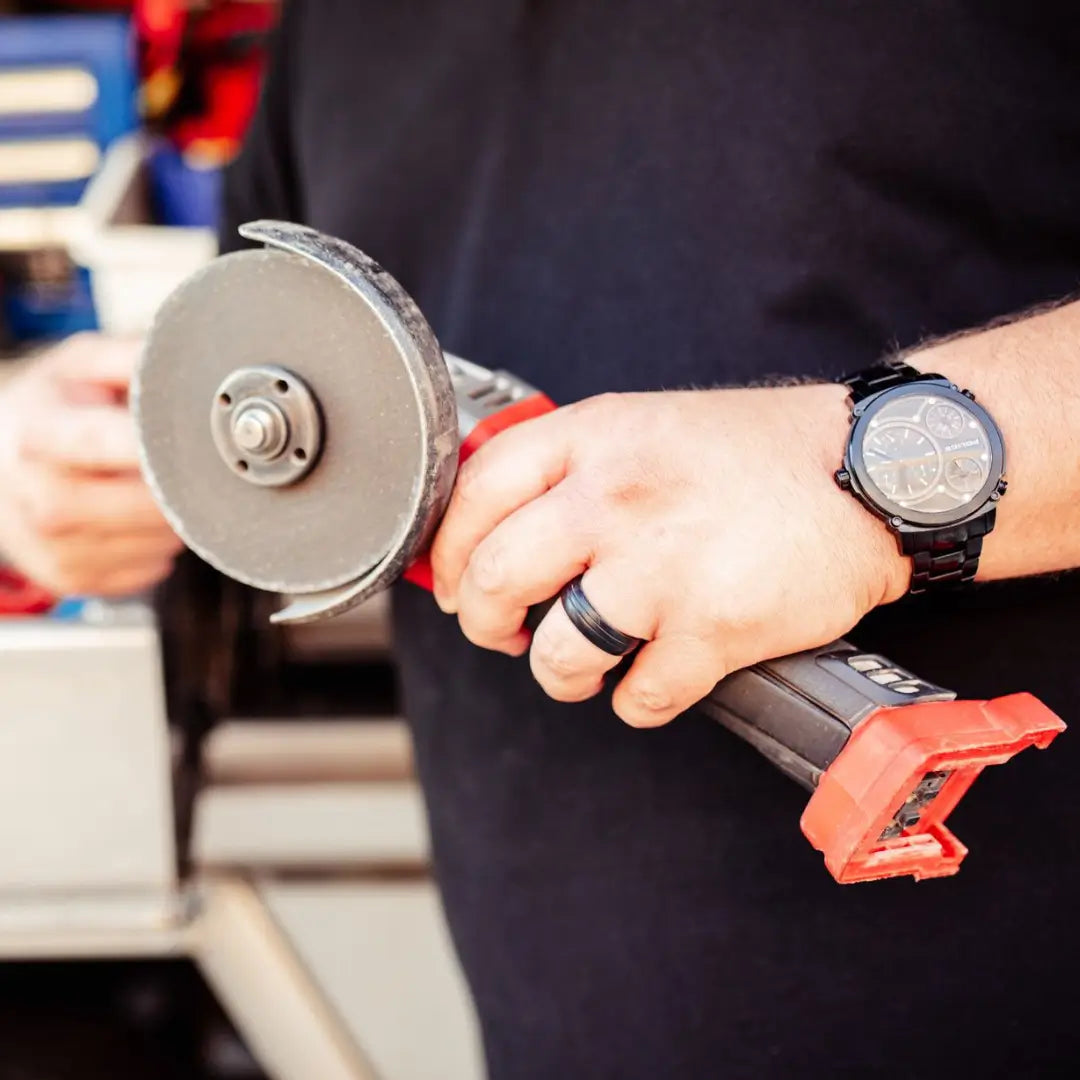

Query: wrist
[[793, 382, 912, 606]]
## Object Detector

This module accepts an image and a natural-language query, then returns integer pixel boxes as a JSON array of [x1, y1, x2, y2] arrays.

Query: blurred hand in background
[[0, 333, 183, 597]]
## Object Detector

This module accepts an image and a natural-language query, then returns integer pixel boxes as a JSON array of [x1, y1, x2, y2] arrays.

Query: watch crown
[[835, 469, 851, 490]]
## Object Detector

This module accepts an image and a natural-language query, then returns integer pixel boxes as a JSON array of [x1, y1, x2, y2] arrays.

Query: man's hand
[[0, 333, 183, 598], [429, 385, 909, 728]]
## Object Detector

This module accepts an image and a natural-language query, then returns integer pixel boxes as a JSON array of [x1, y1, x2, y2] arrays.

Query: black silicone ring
[[559, 576, 642, 656]]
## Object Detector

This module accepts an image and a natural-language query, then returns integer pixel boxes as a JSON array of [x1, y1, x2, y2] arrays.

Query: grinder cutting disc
[[133, 221, 460, 623]]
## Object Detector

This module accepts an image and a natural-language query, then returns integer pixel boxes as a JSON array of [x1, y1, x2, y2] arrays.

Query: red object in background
[[50, 1, 278, 162], [135, 0, 278, 160], [0, 567, 54, 617], [134, 0, 186, 80]]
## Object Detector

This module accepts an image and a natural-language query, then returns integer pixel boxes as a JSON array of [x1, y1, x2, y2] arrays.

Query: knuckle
[[468, 543, 509, 596], [571, 458, 654, 517], [627, 679, 672, 713], [602, 470, 653, 509], [453, 454, 489, 505], [531, 632, 584, 681], [618, 679, 675, 725]]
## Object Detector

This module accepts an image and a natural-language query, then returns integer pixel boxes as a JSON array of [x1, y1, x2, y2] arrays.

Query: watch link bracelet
[[834, 358, 1008, 595]]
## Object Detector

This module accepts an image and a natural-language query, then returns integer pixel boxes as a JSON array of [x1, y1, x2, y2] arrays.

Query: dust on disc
[[134, 247, 444, 594]]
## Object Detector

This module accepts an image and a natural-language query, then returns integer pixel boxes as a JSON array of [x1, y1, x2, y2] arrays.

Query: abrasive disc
[[133, 222, 459, 606]]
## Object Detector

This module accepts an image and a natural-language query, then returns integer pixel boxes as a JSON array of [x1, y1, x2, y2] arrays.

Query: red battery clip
[[801, 691, 1065, 883]]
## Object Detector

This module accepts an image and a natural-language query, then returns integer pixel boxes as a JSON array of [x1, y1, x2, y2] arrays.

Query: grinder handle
[[404, 390, 1066, 884]]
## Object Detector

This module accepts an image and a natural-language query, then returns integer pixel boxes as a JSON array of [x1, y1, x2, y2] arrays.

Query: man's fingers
[[429, 412, 572, 607], [611, 635, 725, 728], [19, 403, 140, 472], [18, 469, 176, 535], [95, 557, 178, 598], [528, 565, 655, 703], [455, 490, 592, 653], [12, 532, 180, 599], [52, 333, 142, 390], [63, 534, 180, 577]]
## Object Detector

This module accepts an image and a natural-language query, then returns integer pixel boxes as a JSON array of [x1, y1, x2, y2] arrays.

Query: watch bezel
[[844, 381, 1006, 529]]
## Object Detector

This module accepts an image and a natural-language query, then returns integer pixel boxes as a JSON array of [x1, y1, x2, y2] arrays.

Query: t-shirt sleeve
[[217, 4, 303, 254]]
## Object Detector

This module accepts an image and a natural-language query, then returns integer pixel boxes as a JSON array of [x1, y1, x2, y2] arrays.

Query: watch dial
[[925, 403, 965, 438], [944, 456, 984, 493], [860, 392, 992, 514]]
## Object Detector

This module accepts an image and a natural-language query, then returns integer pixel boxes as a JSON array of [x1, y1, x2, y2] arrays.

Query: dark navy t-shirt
[[223, 3, 1080, 1076]]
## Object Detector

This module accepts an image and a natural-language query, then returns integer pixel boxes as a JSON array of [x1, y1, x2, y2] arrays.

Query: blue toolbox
[[0, 14, 139, 342], [0, 14, 138, 208]]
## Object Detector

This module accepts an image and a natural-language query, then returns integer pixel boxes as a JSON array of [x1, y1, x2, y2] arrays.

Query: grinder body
[[128, 221, 1066, 885]]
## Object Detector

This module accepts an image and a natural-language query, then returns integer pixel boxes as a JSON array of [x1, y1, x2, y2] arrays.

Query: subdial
[[925, 403, 965, 439], [944, 456, 985, 493]]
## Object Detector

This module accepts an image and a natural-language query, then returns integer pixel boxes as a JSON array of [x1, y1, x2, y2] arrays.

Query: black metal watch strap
[[902, 513, 995, 594], [841, 358, 941, 403]]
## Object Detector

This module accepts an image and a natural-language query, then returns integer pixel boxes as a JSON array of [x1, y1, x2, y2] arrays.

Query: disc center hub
[[231, 399, 288, 458], [210, 365, 323, 487]]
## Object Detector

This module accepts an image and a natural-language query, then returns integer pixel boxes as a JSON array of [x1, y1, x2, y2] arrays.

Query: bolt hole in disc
[[237, 460, 249, 471], [219, 393, 232, 406], [275, 379, 289, 394], [293, 448, 307, 462]]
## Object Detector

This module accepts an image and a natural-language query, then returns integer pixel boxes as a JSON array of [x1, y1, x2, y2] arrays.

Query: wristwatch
[[834, 358, 1007, 595]]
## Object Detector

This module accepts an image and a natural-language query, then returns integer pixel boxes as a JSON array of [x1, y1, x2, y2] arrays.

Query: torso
[[261, 3, 1080, 1074]]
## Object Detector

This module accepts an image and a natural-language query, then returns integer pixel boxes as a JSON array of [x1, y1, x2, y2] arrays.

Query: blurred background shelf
[[0, 4, 484, 1078]]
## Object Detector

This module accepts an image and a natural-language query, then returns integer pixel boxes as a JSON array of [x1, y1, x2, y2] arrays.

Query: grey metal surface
[[133, 221, 460, 599], [261, 881, 485, 1080], [0, 603, 177, 901], [444, 354, 539, 438], [193, 879, 380, 1080]]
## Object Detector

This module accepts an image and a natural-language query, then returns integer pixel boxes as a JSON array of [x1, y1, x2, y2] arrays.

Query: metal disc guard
[[132, 220, 459, 624]]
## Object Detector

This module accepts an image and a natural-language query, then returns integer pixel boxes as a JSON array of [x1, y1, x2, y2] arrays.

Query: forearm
[[907, 299, 1080, 583]]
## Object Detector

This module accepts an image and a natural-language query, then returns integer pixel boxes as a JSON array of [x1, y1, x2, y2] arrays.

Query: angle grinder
[[132, 221, 1065, 883]]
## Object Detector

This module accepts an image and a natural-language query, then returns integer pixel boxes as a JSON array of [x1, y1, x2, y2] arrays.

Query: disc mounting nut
[[210, 364, 323, 487]]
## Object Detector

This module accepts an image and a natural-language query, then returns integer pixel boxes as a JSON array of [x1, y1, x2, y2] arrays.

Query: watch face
[[853, 385, 1001, 521]]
